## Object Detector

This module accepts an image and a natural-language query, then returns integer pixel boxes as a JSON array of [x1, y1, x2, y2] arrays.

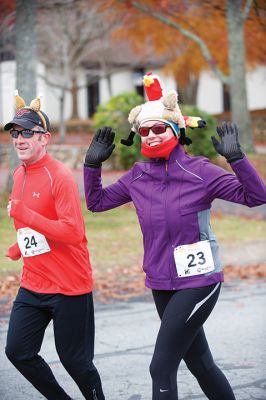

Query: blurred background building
[[1, 60, 265, 124], [0, 0, 265, 152]]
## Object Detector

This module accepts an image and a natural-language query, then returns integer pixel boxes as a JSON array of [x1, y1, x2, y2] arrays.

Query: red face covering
[[141, 136, 179, 159]]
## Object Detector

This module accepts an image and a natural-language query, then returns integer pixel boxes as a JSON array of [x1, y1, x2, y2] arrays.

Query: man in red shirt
[[4, 92, 105, 400]]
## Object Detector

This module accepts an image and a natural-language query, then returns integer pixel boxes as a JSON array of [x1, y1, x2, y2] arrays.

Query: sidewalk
[[0, 280, 265, 400]]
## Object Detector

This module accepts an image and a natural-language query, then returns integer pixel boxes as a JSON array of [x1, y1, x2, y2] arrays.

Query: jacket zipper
[[164, 160, 176, 289]]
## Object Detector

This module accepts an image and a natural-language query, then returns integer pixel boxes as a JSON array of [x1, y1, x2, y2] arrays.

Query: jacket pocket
[[180, 203, 210, 216]]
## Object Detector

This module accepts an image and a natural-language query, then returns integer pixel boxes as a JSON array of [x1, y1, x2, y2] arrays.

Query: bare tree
[[16, 0, 37, 102], [37, 0, 120, 140], [6, 0, 38, 192], [0, 8, 15, 125], [0, 3, 15, 191]]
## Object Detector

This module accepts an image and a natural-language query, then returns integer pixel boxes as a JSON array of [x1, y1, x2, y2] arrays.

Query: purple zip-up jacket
[[84, 145, 266, 291]]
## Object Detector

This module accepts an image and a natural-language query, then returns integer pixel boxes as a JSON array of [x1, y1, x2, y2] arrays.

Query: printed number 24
[[187, 251, 206, 268], [24, 236, 38, 249]]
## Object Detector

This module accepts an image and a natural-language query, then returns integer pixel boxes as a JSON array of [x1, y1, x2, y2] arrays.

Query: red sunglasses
[[138, 122, 170, 137]]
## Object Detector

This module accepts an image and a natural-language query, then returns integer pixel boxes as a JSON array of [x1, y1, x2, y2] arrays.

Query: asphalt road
[[0, 160, 265, 399], [0, 280, 266, 400]]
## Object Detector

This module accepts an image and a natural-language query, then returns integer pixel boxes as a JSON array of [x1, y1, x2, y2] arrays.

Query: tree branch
[[119, 0, 229, 85], [242, 0, 253, 22], [0, 11, 15, 35], [37, 73, 71, 91]]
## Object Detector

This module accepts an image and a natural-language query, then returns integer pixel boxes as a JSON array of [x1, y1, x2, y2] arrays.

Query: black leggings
[[5, 288, 104, 400], [151, 283, 235, 400]]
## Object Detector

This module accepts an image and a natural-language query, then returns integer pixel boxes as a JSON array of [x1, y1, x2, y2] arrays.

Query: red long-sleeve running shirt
[[7, 153, 93, 295]]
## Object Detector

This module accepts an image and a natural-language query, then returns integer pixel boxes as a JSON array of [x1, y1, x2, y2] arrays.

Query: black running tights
[[150, 283, 236, 400]]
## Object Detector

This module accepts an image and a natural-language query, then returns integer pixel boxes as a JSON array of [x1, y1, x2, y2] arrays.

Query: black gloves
[[211, 122, 245, 163], [84, 127, 115, 168]]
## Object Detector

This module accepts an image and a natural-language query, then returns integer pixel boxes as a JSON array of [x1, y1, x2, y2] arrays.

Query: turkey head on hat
[[121, 72, 206, 146], [128, 89, 185, 130]]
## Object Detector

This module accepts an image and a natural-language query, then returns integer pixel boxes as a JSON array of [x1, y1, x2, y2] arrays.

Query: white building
[[0, 60, 265, 127]]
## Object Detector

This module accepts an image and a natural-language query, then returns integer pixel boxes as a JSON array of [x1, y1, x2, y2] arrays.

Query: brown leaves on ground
[[223, 264, 266, 280], [93, 263, 146, 303], [0, 273, 21, 320], [0, 263, 265, 317]]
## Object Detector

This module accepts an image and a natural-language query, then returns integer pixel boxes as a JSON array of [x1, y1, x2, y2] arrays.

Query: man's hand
[[84, 127, 115, 168], [5, 243, 21, 261], [211, 122, 245, 163]]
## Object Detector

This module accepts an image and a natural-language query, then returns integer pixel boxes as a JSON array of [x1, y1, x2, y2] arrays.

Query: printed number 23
[[187, 251, 206, 268], [24, 235, 38, 249]]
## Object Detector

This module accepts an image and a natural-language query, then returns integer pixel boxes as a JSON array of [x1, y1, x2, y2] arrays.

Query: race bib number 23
[[17, 227, 50, 257], [174, 240, 214, 278]]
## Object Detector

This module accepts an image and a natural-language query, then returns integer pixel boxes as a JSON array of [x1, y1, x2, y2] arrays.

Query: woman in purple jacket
[[83, 74, 266, 400]]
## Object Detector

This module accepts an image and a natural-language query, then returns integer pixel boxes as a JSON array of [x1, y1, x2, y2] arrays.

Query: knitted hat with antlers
[[4, 90, 51, 132]]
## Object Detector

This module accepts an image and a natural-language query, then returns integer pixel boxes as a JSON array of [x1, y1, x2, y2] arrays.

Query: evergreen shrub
[[93, 96, 219, 169], [181, 105, 218, 160], [92, 91, 144, 169]]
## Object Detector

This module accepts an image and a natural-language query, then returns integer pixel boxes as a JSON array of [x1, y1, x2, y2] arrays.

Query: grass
[[211, 213, 266, 242], [82, 204, 143, 273], [0, 194, 266, 277]]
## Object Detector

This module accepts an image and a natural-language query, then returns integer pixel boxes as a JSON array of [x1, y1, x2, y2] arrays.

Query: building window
[[87, 78, 99, 118], [223, 84, 231, 112], [133, 68, 145, 98]]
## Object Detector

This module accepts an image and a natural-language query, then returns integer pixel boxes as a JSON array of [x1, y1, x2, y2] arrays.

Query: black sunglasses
[[10, 129, 47, 138], [138, 123, 170, 137]]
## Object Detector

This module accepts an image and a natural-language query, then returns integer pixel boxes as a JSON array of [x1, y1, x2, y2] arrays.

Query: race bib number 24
[[17, 227, 50, 257]]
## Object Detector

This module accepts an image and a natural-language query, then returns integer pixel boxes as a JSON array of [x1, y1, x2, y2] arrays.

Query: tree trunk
[[179, 74, 199, 105], [59, 89, 66, 142], [107, 74, 113, 98], [226, 0, 254, 152], [6, 0, 38, 193], [71, 75, 79, 120], [6, 148, 19, 193], [16, 0, 37, 102], [0, 63, 3, 124]]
